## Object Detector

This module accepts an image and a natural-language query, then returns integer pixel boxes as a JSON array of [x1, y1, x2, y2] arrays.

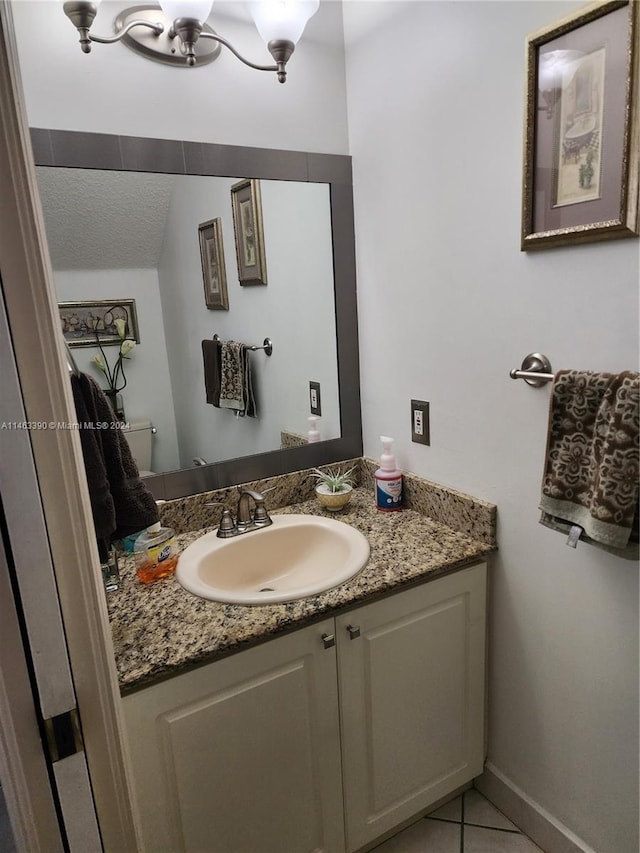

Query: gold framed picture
[[198, 217, 229, 310], [59, 299, 139, 347], [231, 179, 268, 285], [521, 0, 639, 250]]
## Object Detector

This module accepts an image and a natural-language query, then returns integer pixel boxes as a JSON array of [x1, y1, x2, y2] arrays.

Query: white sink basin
[[176, 514, 370, 605]]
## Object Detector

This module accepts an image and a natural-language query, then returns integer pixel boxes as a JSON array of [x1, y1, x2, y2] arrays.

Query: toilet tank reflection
[[123, 420, 155, 476]]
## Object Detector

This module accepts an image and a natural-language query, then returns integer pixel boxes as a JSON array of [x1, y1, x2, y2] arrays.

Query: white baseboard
[[474, 763, 598, 853]]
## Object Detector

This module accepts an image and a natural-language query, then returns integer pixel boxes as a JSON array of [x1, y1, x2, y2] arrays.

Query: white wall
[[157, 176, 339, 466], [343, 3, 638, 852], [53, 269, 180, 473]]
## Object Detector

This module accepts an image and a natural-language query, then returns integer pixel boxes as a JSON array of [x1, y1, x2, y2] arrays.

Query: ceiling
[[36, 167, 176, 270]]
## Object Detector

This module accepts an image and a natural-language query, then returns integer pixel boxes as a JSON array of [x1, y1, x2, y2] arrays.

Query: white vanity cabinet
[[122, 616, 345, 853], [337, 561, 487, 851], [122, 561, 486, 853]]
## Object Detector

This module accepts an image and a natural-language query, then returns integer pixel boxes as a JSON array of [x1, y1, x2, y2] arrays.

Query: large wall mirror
[[31, 128, 362, 501]]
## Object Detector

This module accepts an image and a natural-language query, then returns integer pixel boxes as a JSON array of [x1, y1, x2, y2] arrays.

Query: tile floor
[[373, 788, 545, 853]]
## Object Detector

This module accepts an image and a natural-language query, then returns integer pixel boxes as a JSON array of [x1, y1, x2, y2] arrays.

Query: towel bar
[[213, 334, 273, 356], [510, 353, 553, 386]]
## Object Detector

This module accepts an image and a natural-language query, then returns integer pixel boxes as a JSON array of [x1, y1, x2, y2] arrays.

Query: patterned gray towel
[[540, 370, 639, 559], [219, 340, 256, 417]]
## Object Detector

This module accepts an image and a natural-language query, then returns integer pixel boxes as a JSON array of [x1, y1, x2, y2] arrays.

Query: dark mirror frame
[[31, 128, 362, 501]]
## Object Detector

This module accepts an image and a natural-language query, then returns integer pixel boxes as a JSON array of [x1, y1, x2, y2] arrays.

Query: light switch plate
[[411, 399, 430, 445]]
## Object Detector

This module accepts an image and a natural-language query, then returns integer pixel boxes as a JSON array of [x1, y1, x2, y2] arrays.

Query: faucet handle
[[252, 498, 273, 528], [204, 500, 226, 513], [205, 502, 238, 538], [216, 509, 237, 538]]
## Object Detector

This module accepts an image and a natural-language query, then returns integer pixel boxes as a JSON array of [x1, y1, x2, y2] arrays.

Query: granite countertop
[[108, 488, 495, 693]]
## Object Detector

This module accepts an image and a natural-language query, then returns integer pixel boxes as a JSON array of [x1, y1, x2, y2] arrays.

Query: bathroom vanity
[[122, 561, 486, 853], [110, 482, 495, 852]]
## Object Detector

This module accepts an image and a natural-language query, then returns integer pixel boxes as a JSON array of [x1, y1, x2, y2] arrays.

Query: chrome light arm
[[89, 18, 164, 45], [200, 32, 294, 83], [63, 2, 163, 54]]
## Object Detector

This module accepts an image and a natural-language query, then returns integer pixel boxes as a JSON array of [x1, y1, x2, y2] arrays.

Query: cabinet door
[[337, 562, 487, 852], [122, 618, 345, 853]]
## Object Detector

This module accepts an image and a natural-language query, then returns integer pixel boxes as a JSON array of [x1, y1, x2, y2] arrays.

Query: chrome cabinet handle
[[346, 625, 360, 640], [321, 633, 335, 650]]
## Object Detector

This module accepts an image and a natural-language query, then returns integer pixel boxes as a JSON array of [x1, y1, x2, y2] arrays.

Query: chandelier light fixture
[[62, 0, 320, 82]]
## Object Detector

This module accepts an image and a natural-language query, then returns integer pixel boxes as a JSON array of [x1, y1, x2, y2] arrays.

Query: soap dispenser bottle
[[134, 521, 179, 584], [375, 436, 403, 511], [308, 415, 321, 443]]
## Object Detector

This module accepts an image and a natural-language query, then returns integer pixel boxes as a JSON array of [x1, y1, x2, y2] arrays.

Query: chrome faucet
[[215, 489, 273, 538]]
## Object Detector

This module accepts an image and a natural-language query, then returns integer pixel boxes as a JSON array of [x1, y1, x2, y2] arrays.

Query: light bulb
[[159, 0, 215, 22], [249, 0, 319, 46]]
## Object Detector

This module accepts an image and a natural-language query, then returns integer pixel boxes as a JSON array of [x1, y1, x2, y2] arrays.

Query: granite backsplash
[[157, 458, 496, 547]]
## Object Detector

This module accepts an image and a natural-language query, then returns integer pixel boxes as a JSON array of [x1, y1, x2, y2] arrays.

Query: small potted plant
[[312, 465, 356, 512]]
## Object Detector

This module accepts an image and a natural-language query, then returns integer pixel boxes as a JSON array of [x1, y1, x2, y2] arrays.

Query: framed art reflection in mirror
[[231, 178, 268, 285], [198, 218, 228, 310], [60, 299, 140, 348]]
